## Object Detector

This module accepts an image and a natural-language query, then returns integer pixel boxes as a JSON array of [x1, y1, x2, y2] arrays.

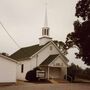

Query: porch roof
[[40, 54, 59, 66]]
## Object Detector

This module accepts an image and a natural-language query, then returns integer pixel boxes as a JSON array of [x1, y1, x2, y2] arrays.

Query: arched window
[[45, 29, 47, 35], [47, 30, 49, 35]]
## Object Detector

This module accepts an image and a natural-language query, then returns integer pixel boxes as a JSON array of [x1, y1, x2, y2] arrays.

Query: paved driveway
[[0, 82, 90, 90]]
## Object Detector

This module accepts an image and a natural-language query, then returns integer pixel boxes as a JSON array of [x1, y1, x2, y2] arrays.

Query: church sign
[[50, 62, 63, 67], [36, 70, 45, 79]]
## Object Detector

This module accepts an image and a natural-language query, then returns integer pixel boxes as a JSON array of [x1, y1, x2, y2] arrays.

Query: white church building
[[10, 6, 69, 81]]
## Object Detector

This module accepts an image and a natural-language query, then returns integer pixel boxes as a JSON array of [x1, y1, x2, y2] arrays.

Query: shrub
[[25, 67, 40, 81]]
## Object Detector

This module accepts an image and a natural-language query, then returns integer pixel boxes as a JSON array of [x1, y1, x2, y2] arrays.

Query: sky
[[0, 0, 89, 68]]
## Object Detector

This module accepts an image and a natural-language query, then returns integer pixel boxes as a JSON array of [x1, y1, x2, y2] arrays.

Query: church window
[[47, 30, 49, 35], [42, 30, 44, 35], [21, 64, 24, 73], [45, 29, 47, 35]]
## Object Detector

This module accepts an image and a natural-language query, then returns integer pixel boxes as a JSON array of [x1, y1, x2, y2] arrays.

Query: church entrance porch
[[49, 67, 61, 79], [39, 66, 65, 80]]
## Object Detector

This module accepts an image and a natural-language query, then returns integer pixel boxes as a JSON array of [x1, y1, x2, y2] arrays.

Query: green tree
[[25, 67, 40, 81], [54, 40, 68, 55], [66, 0, 90, 65], [75, 0, 90, 20]]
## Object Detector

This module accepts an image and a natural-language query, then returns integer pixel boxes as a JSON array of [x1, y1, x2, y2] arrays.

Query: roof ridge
[[21, 44, 39, 49], [49, 54, 59, 56]]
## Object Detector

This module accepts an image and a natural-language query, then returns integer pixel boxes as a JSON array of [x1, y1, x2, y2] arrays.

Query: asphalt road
[[0, 83, 90, 90]]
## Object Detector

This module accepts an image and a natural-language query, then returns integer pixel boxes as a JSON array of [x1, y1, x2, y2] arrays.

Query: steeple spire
[[44, 1, 48, 27]]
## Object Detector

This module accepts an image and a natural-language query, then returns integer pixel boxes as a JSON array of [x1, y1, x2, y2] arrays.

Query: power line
[[0, 21, 21, 48]]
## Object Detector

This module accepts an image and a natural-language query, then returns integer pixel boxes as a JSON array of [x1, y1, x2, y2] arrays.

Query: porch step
[[49, 79, 69, 84], [49, 79, 59, 84]]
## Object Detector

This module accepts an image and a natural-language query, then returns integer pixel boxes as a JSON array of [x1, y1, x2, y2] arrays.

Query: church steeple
[[39, 1, 52, 46], [42, 1, 50, 37]]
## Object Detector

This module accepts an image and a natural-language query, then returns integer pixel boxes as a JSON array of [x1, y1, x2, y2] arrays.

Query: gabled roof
[[10, 43, 49, 60], [0, 54, 17, 63], [40, 54, 59, 66], [10, 41, 69, 63]]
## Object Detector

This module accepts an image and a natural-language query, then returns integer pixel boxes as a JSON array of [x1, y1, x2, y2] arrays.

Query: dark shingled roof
[[10, 44, 46, 60], [40, 54, 59, 66]]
